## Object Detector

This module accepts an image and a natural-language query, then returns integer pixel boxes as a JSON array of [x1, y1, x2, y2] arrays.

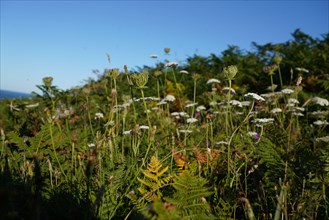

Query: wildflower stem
[[140, 89, 152, 139], [86, 96, 95, 139], [49, 121, 67, 181], [192, 78, 197, 118], [278, 65, 283, 89]]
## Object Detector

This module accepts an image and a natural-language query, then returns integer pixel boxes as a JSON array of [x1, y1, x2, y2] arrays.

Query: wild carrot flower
[[179, 129, 192, 133], [310, 110, 329, 116], [95, 112, 104, 120], [216, 141, 228, 145], [157, 100, 167, 105], [165, 61, 178, 68], [88, 143, 95, 148], [196, 105, 206, 112], [295, 67, 309, 73], [139, 125, 149, 130], [270, 108, 282, 113], [281, 88, 294, 95], [312, 97, 329, 106], [252, 118, 274, 124], [288, 98, 300, 105], [164, 94, 176, 102], [26, 103, 40, 108], [180, 70, 189, 74], [292, 112, 304, 116], [244, 93, 265, 102], [185, 103, 198, 108], [313, 120, 329, 126], [315, 136, 329, 142], [206, 78, 221, 84], [241, 101, 251, 107], [186, 118, 198, 124], [230, 100, 242, 108], [222, 87, 236, 94], [123, 130, 132, 135]]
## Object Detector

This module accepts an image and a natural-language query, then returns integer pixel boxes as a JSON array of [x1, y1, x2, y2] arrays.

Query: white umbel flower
[[185, 103, 198, 108], [95, 112, 104, 119], [165, 61, 178, 67], [179, 129, 192, 133], [206, 78, 221, 84], [244, 93, 265, 101], [196, 105, 206, 112], [281, 88, 294, 94], [186, 118, 198, 124], [164, 95, 176, 102], [312, 97, 329, 106], [222, 87, 236, 94], [252, 118, 274, 124], [315, 136, 329, 143], [180, 70, 189, 74], [270, 108, 282, 113], [230, 100, 242, 108], [139, 125, 149, 130], [313, 120, 329, 126]]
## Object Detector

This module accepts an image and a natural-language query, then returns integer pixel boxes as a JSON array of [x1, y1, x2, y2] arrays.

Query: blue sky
[[1, 0, 328, 93]]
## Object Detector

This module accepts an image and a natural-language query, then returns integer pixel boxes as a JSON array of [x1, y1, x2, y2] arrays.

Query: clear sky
[[1, 0, 328, 93]]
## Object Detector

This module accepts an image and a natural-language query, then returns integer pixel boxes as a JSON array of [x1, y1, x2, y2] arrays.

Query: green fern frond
[[137, 155, 171, 199], [256, 137, 285, 175], [7, 131, 29, 153], [162, 170, 214, 220]]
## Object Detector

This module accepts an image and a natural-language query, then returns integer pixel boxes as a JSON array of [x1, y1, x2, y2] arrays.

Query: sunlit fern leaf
[[163, 170, 215, 220], [137, 156, 171, 202], [256, 136, 285, 176], [7, 131, 30, 154], [173, 149, 189, 170], [96, 162, 129, 219]]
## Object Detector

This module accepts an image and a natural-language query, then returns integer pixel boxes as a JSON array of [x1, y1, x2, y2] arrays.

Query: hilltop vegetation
[[0, 29, 328, 219]]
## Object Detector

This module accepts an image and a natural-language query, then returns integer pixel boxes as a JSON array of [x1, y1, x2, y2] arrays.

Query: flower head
[[186, 118, 198, 124], [165, 61, 178, 68], [206, 78, 221, 84], [223, 65, 238, 80], [180, 70, 189, 74], [43, 76, 53, 88], [164, 94, 176, 102], [312, 97, 329, 106], [281, 88, 294, 94], [131, 71, 149, 88], [244, 93, 265, 102], [95, 112, 104, 120]]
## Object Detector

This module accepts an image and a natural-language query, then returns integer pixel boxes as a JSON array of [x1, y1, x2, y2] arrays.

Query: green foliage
[[158, 171, 214, 220], [0, 29, 329, 219]]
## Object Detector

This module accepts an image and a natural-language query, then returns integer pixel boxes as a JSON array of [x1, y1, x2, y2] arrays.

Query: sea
[[0, 89, 34, 99]]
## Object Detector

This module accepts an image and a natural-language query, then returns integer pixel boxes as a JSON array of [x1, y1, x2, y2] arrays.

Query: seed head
[[42, 76, 53, 88], [273, 56, 282, 65], [263, 64, 278, 75], [108, 68, 120, 79], [132, 71, 149, 89], [223, 65, 238, 80], [164, 48, 171, 54]]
